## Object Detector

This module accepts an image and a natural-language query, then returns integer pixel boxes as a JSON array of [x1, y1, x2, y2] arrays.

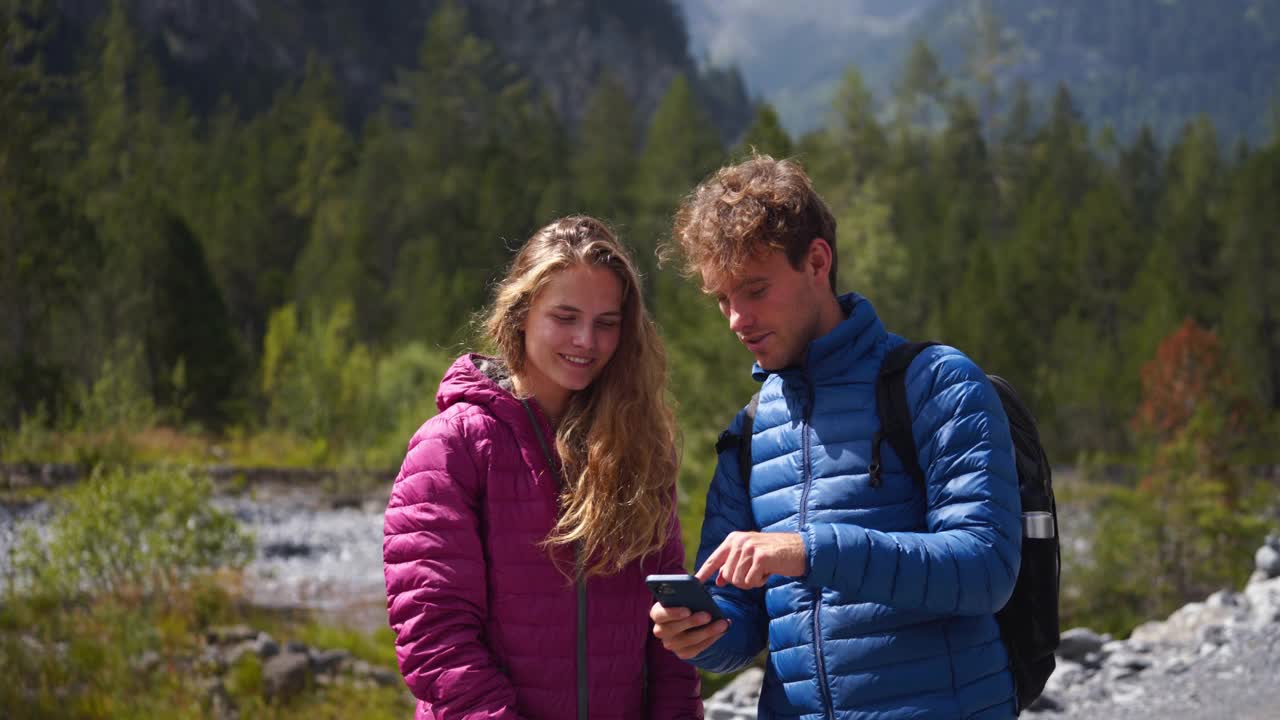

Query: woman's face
[[519, 263, 624, 417]]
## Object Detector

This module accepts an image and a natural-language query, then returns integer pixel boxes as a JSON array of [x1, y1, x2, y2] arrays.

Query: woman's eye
[[596, 319, 619, 329], [553, 315, 574, 324], [748, 286, 767, 299]]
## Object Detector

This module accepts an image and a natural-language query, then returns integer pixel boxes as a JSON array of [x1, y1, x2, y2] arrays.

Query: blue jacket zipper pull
[[869, 430, 883, 488]]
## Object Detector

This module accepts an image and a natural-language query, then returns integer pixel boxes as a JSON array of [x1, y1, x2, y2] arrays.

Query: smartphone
[[645, 574, 725, 622]]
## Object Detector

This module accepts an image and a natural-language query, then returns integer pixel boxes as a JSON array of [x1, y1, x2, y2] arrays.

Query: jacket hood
[[435, 354, 558, 453], [436, 354, 517, 414]]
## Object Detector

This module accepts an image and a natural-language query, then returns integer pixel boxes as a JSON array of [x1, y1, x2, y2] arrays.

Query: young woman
[[383, 216, 703, 719]]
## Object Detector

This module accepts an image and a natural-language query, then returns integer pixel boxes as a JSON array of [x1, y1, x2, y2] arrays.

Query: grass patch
[[292, 623, 398, 670]]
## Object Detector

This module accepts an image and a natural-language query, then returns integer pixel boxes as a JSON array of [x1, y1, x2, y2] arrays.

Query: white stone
[[1257, 544, 1280, 578], [1046, 659, 1086, 691]]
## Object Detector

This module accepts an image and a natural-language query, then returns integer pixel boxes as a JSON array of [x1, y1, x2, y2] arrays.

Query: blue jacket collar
[[751, 292, 886, 382]]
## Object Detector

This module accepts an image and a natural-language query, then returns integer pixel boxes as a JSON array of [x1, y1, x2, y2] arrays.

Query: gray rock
[[1206, 589, 1246, 610], [1199, 623, 1229, 646], [367, 666, 400, 687], [309, 648, 351, 674], [253, 633, 279, 659], [1058, 628, 1108, 662], [206, 625, 257, 645], [1256, 544, 1280, 579], [1106, 651, 1152, 672], [1026, 689, 1064, 713], [704, 666, 763, 719], [263, 651, 312, 702], [223, 641, 257, 667], [133, 650, 162, 674], [1081, 650, 1105, 670]]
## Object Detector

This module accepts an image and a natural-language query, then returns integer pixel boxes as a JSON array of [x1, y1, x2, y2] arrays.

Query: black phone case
[[645, 574, 725, 621]]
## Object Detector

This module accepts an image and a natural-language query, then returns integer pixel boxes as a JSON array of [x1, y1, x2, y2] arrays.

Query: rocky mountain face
[[679, 0, 1280, 143], [45, 0, 752, 139], [705, 535, 1280, 720], [677, 0, 935, 135]]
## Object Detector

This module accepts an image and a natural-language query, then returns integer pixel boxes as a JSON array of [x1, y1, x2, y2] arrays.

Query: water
[[217, 487, 389, 629]]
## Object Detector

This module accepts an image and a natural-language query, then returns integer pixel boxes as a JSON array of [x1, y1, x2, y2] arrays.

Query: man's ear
[[807, 237, 834, 283]]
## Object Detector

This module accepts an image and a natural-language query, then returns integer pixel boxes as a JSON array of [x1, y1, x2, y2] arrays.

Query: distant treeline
[[2, 0, 1278, 473]]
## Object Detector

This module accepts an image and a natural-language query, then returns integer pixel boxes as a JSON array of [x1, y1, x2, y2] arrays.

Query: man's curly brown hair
[[664, 154, 838, 292]]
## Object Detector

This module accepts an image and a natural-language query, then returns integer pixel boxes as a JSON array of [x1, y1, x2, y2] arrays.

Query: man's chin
[[752, 352, 782, 371]]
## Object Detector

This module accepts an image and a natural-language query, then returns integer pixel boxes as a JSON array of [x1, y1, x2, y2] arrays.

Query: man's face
[[702, 245, 829, 371]]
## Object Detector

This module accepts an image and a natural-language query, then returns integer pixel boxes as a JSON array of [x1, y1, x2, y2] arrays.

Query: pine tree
[[1219, 140, 1280, 412], [631, 73, 723, 292], [894, 38, 949, 132], [289, 57, 359, 321], [0, 6, 98, 424], [822, 66, 887, 188], [735, 102, 793, 159], [144, 214, 243, 427], [572, 70, 640, 225], [1158, 117, 1224, 323]]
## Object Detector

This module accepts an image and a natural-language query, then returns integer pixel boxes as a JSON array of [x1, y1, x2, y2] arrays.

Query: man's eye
[[748, 286, 767, 299], [553, 315, 574, 323]]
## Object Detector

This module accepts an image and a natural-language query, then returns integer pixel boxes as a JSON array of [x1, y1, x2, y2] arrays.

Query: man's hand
[[650, 603, 729, 660], [695, 531, 806, 589]]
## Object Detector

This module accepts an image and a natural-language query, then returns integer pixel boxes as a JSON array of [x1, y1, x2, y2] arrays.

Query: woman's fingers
[[662, 618, 730, 659]]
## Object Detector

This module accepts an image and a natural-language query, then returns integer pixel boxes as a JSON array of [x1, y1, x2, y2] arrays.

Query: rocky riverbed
[[217, 486, 389, 631], [704, 535, 1280, 720]]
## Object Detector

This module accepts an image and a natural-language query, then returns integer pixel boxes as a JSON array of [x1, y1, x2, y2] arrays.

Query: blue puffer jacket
[[693, 294, 1022, 720]]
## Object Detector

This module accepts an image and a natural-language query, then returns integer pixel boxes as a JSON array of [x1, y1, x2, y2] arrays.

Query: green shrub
[[12, 466, 253, 603], [227, 653, 265, 700], [260, 302, 451, 467]]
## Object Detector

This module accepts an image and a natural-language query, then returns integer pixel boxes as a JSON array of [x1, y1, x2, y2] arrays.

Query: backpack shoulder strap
[[739, 393, 760, 488], [875, 342, 939, 489], [714, 392, 760, 490]]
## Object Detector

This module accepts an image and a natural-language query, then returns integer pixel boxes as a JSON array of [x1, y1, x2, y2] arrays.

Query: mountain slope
[[41, 0, 752, 138], [678, 0, 937, 135], [678, 0, 1280, 143]]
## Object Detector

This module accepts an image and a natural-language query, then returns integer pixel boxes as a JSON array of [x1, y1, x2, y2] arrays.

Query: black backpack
[[715, 341, 1060, 713]]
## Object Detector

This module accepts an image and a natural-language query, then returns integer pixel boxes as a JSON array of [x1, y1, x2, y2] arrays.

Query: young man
[[651, 155, 1022, 719]]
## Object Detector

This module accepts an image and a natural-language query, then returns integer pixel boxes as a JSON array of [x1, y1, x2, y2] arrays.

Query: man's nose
[[728, 304, 750, 334]]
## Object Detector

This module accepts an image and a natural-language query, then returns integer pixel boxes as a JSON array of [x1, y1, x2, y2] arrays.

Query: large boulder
[[1057, 628, 1109, 663], [263, 651, 312, 702]]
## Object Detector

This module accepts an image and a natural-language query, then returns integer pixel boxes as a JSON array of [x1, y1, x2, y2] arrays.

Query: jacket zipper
[[520, 400, 587, 720], [794, 380, 835, 720]]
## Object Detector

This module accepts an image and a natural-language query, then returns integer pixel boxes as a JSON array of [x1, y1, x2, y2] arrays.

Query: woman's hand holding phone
[[648, 601, 729, 660], [646, 574, 729, 659]]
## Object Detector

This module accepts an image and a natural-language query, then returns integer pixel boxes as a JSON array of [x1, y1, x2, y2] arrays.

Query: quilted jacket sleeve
[[803, 346, 1023, 615], [689, 412, 770, 674], [645, 507, 706, 719], [383, 410, 525, 719]]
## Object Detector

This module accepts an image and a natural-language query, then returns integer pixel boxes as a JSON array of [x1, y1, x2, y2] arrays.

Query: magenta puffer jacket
[[384, 355, 703, 720]]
